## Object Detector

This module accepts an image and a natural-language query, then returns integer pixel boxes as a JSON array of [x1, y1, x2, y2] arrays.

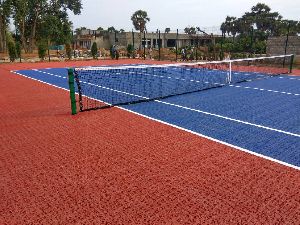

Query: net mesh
[[73, 55, 293, 111]]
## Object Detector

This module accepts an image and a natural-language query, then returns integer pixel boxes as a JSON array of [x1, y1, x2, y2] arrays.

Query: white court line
[[279, 76, 300, 81], [229, 84, 300, 96], [11, 70, 300, 171], [152, 99, 300, 138]]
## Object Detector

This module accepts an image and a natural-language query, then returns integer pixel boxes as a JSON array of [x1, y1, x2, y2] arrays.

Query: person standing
[[181, 48, 186, 61], [148, 47, 153, 59], [116, 48, 120, 60]]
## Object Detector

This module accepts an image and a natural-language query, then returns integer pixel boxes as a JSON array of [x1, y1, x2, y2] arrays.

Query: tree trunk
[[0, 15, 7, 53], [28, 8, 39, 53], [19, 18, 28, 53]]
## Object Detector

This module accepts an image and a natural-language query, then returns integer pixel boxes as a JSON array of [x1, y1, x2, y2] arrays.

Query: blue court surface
[[13, 65, 300, 169]]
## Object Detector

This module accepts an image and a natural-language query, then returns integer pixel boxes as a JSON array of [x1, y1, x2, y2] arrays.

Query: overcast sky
[[69, 0, 300, 32]]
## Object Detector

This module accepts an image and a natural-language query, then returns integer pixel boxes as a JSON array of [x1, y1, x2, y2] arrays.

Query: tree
[[0, 0, 12, 52], [184, 27, 197, 35], [131, 10, 150, 33], [196, 27, 208, 35], [127, 43, 134, 58], [7, 41, 16, 62], [245, 3, 282, 36], [75, 27, 87, 35], [65, 43, 72, 59], [119, 29, 125, 33], [12, 0, 82, 53], [219, 2, 300, 56], [165, 28, 170, 33], [37, 41, 47, 60], [97, 27, 104, 31], [220, 16, 239, 37], [131, 10, 150, 49], [15, 41, 21, 59], [107, 26, 116, 33], [91, 42, 98, 59]]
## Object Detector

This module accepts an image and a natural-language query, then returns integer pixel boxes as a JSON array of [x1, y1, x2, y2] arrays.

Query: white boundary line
[[11, 69, 300, 171], [121, 107, 300, 171], [229, 84, 300, 96], [152, 100, 300, 137], [279, 76, 300, 81]]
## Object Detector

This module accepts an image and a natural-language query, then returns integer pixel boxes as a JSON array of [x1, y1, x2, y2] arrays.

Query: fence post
[[132, 30, 135, 58], [72, 30, 76, 58], [289, 54, 294, 73], [250, 27, 254, 56], [158, 30, 161, 61], [176, 29, 179, 61], [283, 21, 291, 68], [143, 31, 146, 60]]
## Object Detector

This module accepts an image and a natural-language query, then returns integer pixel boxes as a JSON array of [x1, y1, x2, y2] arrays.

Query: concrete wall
[[267, 36, 300, 56]]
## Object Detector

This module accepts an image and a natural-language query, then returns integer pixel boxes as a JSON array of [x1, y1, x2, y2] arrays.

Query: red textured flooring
[[0, 60, 300, 224]]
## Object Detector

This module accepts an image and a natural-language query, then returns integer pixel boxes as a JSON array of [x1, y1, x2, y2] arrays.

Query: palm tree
[[131, 10, 150, 49]]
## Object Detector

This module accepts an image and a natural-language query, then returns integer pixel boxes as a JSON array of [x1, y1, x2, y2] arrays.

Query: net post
[[68, 68, 77, 115], [176, 29, 178, 61], [132, 29, 135, 59], [143, 31, 146, 60], [229, 61, 232, 84], [289, 54, 294, 73]]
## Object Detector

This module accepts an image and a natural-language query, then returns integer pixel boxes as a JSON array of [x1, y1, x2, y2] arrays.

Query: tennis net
[[69, 54, 294, 112]]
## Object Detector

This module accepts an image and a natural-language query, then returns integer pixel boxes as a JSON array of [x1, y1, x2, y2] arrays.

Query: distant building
[[74, 29, 221, 50]]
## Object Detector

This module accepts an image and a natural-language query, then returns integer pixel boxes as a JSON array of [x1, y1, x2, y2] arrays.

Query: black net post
[[289, 54, 294, 73], [196, 34, 199, 61], [283, 21, 291, 68], [213, 35, 216, 60], [220, 32, 225, 60], [176, 29, 178, 61], [132, 30, 135, 59], [72, 30, 76, 58], [48, 39, 50, 62], [158, 30, 161, 61], [250, 27, 254, 56], [143, 31, 146, 60]]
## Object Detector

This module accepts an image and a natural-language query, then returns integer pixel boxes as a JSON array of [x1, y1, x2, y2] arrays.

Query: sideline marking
[[229, 84, 299, 96]]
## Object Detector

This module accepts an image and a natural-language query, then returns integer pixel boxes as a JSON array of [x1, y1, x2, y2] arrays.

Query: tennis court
[[1, 58, 300, 224], [13, 57, 300, 168]]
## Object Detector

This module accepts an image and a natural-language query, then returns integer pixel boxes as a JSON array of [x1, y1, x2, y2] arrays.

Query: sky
[[69, 0, 300, 32]]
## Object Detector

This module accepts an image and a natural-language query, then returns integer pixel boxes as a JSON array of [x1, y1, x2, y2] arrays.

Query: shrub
[[127, 44, 134, 58], [7, 42, 17, 62], [65, 43, 72, 59], [110, 45, 116, 59], [38, 43, 47, 60], [91, 42, 98, 59], [15, 42, 21, 59]]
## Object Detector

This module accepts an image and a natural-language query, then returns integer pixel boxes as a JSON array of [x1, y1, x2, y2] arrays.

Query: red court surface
[[0, 60, 300, 224]]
